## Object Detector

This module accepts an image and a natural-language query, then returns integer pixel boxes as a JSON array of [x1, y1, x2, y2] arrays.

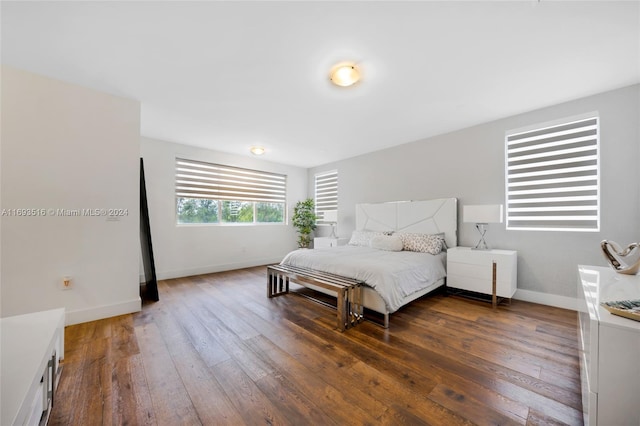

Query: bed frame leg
[[383, 313, 389, 329]]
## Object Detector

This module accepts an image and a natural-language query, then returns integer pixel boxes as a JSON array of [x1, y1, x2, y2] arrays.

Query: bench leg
[[267, 269, 289, 298], [340, 285, 364, 331], [351, 284, 363, 325], [336, 289, 347, 332], [267, 269, 275, 297]]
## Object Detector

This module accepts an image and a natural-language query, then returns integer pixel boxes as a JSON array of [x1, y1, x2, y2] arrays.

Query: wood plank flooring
[[49, 266, 583, 425]]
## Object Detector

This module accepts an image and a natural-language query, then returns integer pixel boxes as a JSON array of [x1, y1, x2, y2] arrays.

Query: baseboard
[[65, 297, 142, 326], [156, 256, 285, 281], [513, 289, 577, 311]]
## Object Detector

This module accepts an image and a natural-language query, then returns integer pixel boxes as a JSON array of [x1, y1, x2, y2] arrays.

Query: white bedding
[[280, 245, 447, 313]]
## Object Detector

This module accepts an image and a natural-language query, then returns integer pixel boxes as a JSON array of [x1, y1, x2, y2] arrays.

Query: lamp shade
[[463, 205, 503, 224], [323, 210, 338, 222]]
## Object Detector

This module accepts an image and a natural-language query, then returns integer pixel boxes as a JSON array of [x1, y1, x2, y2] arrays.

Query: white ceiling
[[2, 1, 639, 168]]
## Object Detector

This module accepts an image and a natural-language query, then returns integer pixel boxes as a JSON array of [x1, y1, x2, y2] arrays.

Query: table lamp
[[463, 205, 503, 250], [323, 210, 338, 238]]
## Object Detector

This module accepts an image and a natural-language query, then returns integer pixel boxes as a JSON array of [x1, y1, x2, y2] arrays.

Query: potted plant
[[292, 198, 318, 248]]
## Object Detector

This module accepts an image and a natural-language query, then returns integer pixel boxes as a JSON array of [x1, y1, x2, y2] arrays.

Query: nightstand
[[314, 237, 348, 249], [446, 247, 517, 308]]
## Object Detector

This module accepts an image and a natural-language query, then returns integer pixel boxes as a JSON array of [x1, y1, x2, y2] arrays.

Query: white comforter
[[280, 245, 447, 313]]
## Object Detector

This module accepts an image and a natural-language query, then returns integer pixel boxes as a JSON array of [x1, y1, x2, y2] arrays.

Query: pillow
[[434, 232, 448, 252], [348, 230, 388, 247], [398, 233, 443, 255], [370, 235, 404, 252]]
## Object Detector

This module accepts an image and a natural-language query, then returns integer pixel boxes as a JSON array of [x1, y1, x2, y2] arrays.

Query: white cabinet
[[1, 308, 65, 426], [577, 265, 640, 426], [314, 237, 348, 249], [446, 247, 517, 300]]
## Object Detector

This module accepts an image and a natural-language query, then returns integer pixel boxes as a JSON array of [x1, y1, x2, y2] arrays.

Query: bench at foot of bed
[[267, 264, 364, 331]]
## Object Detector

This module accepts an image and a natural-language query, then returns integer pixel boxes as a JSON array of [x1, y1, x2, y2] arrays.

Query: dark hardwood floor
[[49, 266, 583, 425]]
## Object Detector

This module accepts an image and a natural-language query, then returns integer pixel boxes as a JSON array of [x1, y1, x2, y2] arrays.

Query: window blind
[[175, 158, 286, 203], [315, 170, 338, 222], [505, 115, 599, 231]]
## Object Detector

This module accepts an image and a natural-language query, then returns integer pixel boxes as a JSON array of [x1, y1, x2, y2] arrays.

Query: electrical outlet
[[62, 276, 72, 290]]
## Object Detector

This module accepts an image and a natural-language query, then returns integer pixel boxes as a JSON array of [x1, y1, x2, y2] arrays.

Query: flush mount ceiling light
[[250, 146, 265, 155], [330, 63, 361, 87]]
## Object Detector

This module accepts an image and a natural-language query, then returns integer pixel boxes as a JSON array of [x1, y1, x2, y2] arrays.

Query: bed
[[279, 198, 458, 327]]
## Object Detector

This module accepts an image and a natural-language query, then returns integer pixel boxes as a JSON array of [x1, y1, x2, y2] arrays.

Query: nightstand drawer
[[447, 248, 515, 266], [447, 262, 492, 280], [447, 261, 514, 280], [448, 271, 515, 298]]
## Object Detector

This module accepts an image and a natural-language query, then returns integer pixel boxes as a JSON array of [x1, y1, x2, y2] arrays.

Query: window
[[314, 170, 338, 222], [175, 158, 286, 224], [505, 114, 599, 232]]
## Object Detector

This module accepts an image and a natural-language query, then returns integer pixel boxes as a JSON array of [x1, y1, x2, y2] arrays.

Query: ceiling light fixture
[[330, 63, 361, 87], [250, 146, 265, 155]]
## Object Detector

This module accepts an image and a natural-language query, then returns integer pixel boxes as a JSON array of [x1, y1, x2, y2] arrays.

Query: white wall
[[140, 137, 307, 279], [310, 84, 640, 309], [1, 66, 141, 325]]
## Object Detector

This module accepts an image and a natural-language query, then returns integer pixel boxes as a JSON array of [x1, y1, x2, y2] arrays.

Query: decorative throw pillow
[[348, 230, 387, 247], [398, 233, 443, 255], [434, 232, 448, 252], [370, 235, 404, 252]]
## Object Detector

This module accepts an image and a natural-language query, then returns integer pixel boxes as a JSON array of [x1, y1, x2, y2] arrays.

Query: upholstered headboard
[[355, 198, 458, 248]]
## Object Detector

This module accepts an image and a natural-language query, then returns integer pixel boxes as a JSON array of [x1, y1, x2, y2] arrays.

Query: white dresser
[[577, 265, 640, 426], [1, 308, 65, 426]]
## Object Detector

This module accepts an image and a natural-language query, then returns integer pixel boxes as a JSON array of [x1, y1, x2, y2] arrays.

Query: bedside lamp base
[[472, 223, 490, 250], [329, 223, 337, 239]]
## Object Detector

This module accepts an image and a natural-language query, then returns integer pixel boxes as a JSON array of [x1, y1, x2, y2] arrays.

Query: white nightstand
[[446, 247, 517, 308], [314, 237, 348, 249]]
